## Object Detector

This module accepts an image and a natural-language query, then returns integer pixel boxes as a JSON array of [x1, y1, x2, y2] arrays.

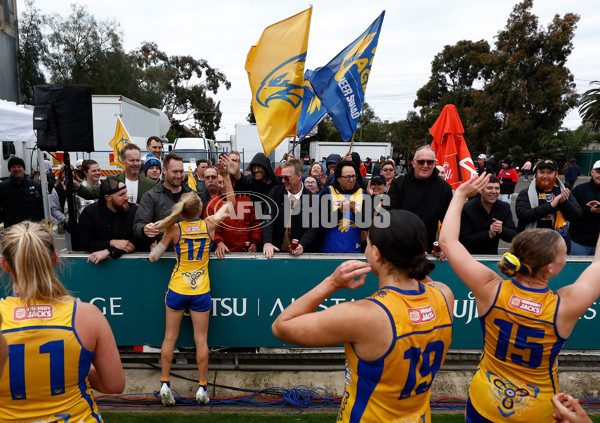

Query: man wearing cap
[[564, 158, 581, 189], [79, 179, 148, 264], [0, 156, 45, 228], [460, 176, 518, 254], [568, 160, 600, 255], [516, 159, 582, 252], [76, 144, 156, 204], [475, 154, 492, 176]]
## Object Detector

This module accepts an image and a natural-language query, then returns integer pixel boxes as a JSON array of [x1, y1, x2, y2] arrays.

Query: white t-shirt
[[125, 178, 139, 203]]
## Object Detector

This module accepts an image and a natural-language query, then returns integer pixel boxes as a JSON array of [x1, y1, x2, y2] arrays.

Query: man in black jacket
[[79, 179, 149, 264], [569, 160, 600, 255], [459, 176, 517, 254], [387, 146, 452, 252], [0, 156, 44, 228], [263, 159, 318, 258]]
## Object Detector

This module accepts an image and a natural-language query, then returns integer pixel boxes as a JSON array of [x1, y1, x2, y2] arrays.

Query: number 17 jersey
[[338, 284, 453, 423]]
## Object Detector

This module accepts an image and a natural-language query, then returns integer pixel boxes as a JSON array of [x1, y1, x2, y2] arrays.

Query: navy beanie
[[8, 156, 25, 169]]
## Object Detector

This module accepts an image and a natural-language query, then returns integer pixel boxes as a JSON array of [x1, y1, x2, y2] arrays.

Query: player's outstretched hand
[[551, 393, 592, 423]]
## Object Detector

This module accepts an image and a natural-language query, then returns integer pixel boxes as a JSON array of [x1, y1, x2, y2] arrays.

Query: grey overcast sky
[[18, 0, 600, 141]]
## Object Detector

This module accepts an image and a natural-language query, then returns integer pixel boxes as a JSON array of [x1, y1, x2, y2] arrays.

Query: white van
[[171, 137, 219, 175]]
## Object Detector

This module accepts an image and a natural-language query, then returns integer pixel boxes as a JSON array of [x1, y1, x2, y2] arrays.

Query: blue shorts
[[165, 289, 211, 313]]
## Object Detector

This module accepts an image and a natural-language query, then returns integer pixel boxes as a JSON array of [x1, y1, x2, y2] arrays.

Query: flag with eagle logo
[[309, 11, 384, 141], [245, 8, 312, 156]]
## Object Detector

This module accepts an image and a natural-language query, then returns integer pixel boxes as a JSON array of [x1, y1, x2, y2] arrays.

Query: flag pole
[[348, 133, 356, 156]]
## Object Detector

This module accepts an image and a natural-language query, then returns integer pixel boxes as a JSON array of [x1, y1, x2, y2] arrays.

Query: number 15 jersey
[[338, 284, 453, 423], [469, 279, 565, 422], [0, 297, 100, 422]]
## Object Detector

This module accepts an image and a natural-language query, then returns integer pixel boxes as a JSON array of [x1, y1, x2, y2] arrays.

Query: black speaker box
[[33, 84, 95, 152]]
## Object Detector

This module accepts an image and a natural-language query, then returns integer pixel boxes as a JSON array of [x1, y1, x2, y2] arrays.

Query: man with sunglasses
[[262, 159, 318, 258], [387, 146, 452, 252], [320, 160, 367, 253]]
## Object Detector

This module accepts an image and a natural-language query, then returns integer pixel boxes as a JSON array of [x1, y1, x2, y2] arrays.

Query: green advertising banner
[[1, 254, 597, 350]]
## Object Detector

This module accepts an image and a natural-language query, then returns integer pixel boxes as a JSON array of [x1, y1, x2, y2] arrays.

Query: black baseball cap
[[536, 159, 558, 171], [371, 174, 385, 185]]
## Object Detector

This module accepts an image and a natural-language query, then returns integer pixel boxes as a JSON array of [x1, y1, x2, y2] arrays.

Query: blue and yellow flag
[[245, 8, 312, 156], [309, 11, 385, 142], [297, 69, 327, 142], [108, 117, 131, 169]]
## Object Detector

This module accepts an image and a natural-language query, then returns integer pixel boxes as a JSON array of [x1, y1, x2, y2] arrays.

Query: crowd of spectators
[[1, 136, 599, 260]]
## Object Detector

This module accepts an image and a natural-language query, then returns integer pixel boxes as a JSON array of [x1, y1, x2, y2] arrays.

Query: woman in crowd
[[0, 221, 124, 421], [303, 175, 321, 195], [273, 210, 454, 422], [78, 159, 101, 215], [439, 173, 600, 422], [50, 165, 81, 235], [309, 162, 327, 186], [150, 161, 234, 406]]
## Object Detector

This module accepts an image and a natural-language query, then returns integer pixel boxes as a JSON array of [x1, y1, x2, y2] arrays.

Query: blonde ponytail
[[2, 221, 71, 306], [154, 192, 202, 232]]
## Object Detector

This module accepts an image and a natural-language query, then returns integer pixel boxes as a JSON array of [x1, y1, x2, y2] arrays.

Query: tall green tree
[[414, 0, 580, 160], [129, 42, 231, 139], [17, 0, 46, 104], [43, 4, 124, 85], [483, 0, 580, 157], [579, 81, 600, 131]]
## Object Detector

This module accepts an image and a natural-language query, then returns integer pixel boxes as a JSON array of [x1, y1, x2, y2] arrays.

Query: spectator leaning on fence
[[79, 179, 148, 264]]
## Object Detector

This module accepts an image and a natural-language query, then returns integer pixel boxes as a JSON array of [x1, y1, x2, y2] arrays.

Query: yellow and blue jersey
[[0, 297, 101, 422], [169, 219, 212, 296], [338, 284, 453, 423], [321, 186, 364, 253], [468, 279, 565, 422]]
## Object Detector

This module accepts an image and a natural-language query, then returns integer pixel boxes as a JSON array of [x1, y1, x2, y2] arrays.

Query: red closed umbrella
[[430, 104, 477, 189]]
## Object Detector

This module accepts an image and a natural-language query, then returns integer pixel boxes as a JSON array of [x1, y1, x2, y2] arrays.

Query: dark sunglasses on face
[[415, 160, 435, 166], [339, 174, 357, 181]]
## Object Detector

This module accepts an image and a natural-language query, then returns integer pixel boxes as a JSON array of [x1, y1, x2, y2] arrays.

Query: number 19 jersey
[[338, 284, 453, 423], [468, 279, 565, 422], [170, 219, 212, 296], [0, 297, 101, 422]]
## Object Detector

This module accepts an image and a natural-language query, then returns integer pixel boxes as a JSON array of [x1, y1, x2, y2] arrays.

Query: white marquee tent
[[0, 99, 36, 143]]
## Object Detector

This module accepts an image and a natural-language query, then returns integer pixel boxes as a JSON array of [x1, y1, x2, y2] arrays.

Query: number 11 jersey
[[338, 284, 453, 423], [0, 298, 100, 422]]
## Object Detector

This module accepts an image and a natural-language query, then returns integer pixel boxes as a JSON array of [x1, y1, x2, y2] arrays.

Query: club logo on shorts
[[13, 305, 54, 321], [408, 305, 436, 324], [508, 295, 542, 315]]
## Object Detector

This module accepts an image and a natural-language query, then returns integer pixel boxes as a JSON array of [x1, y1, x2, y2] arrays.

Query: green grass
[[101, 413, 457, 422], [102, 412, 600, 422]]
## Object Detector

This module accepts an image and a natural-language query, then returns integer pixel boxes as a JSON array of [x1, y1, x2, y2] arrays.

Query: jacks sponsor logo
[[185, 225, 202, 232], [408, 305, 436, 324], [14, 304, 54, 321], [509, 295, 542, 315]]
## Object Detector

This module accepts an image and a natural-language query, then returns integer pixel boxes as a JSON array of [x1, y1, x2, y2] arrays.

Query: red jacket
[[204, 193, 262, 251]]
